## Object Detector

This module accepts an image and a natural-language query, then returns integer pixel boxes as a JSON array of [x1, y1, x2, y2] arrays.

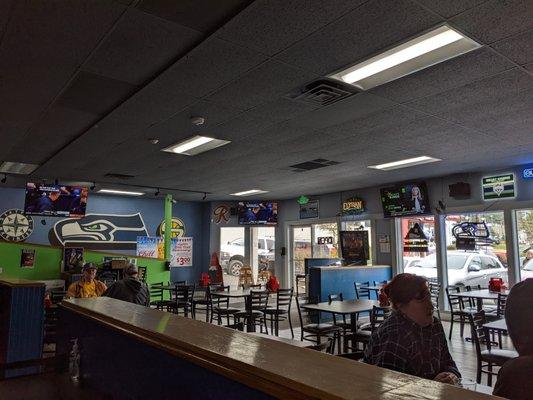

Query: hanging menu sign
[[482, 174, 515, 200], [342, 197, 365, 215]]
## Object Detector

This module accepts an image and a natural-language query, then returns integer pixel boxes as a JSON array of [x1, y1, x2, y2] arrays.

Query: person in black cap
[[493, 278, 533, 400], [103, 264, 150, 306], [66, 262, 107, 299]]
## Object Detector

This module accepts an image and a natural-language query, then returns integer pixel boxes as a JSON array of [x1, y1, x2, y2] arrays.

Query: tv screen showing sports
[[238, 202, 278, 226], [24, 183, 89, 218], [380, 182, 430, 218]]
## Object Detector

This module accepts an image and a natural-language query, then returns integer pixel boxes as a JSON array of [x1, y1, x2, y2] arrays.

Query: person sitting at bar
[[103, 264, 150, 306], [364, 273, 460, 384], [66, 262, 107, 299], [493, 278, 533, 400]]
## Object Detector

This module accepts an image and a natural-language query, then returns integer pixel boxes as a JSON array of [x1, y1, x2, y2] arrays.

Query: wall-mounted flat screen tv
[[24, 183, 89, 218], [380, 182, 430, 218], [238, 202, 278, 226]]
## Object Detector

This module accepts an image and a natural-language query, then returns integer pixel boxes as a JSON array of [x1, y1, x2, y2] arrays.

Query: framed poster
[[170, 237, 193, 267], [482, 173, 515, 200], [299, 200, 319, 219], [136, 236, 164, 259], [339, 231, 369, 265], [63, 247, 84, 272], [20, 248, 36, 268]]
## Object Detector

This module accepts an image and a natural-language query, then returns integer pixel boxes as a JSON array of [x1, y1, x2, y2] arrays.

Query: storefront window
[[312, 223, 339, 258], [445, 212, 507, 287], [252, 226, 275, 283], [219, 227, 245, 281], [341, 220, 373, 264], [400, 216, 435, 280], [292, 226, 312, 277], [516, 209, 533, 281]]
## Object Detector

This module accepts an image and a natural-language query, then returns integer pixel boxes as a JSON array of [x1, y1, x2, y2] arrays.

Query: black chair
[[50, 290, 66, 304], [485, 293, 508, 348], [149, 282, 166, 310], [429, 282, 441, 321], [295, 296, 341, 353], [99, 271, 118, 287], [295, 274, 307, 299], [240, 283, 262, 290], [168, 285, 195, 317], [373, 280, 387, 286], [354, 282, 370, 300], [263, 288, 294, 337], [349, 306, 391, 351], [192, 286, 212, 321], [327, 293, 354, 351], [308, 337, 335, 354], [210, 285, 240, 325], [234, 290, 269, 333], [445, 286, 476, 339], [223, 322, 244, 331], [468, 311, 518, 386]]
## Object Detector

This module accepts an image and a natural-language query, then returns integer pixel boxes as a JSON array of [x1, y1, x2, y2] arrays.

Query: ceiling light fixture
[[0, 161, 39, 175], [162, 135, 230, 156], [330, 25, 481, 90], [230, 189, 269, 196], [97, 189, 145, 196], [368, 156, 441, 171]]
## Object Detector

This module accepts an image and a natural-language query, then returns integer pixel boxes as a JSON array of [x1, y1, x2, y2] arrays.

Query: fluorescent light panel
[[98, 189, 145, 196], [368, 156, 441, 171], [0, 161, 39, 174], [330, 25, 481, 90], [162, 135, 230, 156], [231, 189, 269, 196]]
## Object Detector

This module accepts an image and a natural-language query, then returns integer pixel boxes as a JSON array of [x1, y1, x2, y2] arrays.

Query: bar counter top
[[60, 298, 497, 400], [0, 278, 46, 287]]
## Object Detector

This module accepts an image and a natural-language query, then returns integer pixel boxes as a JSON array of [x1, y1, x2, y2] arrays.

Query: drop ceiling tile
[[137, 0, 251, 33], [491, 29, 533, 66], [276, 0, 442, 75], [370, 47, 514, 103], [415, 0, 488, 18], [83, 8, 203, 85], [216, 0, 366, 56], [450, 0, 533, 44], [204, 60, 318, 111], [56, 71, 139, 115], [159, 37, 268, 98]]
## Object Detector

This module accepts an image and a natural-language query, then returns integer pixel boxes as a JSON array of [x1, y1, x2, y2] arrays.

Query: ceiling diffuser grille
[[286, 79, 358, 106], [289, 159, 341, 172]]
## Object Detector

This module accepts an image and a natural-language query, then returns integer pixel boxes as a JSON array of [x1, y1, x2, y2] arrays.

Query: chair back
[[249, 290, 269, 311], [209, 285, 231, 311], [373, 280, 387, 286], [175, 284, 195, 305], [468, 310, 489, 361], [308, 337, 334, 354], [328, 293, 343, 303], [354, 282, 370, 300], [496, 293, 508, 318], [295, 274, 307, 298], [150, 282, 164, 301], [429, 282, 440, 309], [241, 283, 262, 290], [275, 288, 293, 312], [137, 266, 147, 282], [50, 290, 66, 304], [370, 306, 391, 332], [296, 295, 319, 327], [445, 286, 464, 311]]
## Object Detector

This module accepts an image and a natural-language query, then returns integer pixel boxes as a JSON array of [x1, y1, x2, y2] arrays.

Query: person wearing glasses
[[364, 273, 460, 384]]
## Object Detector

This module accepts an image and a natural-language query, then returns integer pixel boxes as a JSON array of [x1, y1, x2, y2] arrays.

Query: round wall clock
[[0, 209, 34, 242]]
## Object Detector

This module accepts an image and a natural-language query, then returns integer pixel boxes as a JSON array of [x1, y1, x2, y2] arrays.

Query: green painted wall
[[0, 241, 169, 286]]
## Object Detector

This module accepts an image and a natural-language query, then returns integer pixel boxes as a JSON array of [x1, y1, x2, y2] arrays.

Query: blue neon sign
[[524, 168, 533, 179]]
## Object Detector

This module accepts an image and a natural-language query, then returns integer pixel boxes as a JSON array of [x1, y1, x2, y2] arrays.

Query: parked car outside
[[521, 258, 533, 280], [404, 251, 508, 287], [403, 257, 421, 270], [219, 237, 275, 276]]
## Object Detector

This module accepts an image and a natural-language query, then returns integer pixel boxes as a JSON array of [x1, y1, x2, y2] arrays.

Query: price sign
[[170, 237, 193, 267]]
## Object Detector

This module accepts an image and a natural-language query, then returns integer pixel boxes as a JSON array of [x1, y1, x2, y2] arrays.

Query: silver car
[[404, 251, 508, 287]]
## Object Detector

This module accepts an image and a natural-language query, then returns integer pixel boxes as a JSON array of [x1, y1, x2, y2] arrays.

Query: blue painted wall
[[0, 187, 210, 284]]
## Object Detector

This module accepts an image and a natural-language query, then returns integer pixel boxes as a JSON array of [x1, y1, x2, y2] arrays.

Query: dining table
[[211, 289, 256, 331], [454, 289, 508, 311], [301, 299, 382, 333], [483, 318, 507, 333]]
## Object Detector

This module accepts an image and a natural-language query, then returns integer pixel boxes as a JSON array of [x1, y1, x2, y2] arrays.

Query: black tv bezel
[[380, 181, 431, 219]]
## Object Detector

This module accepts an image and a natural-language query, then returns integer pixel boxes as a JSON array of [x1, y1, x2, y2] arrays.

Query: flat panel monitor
[[237, 202, 278, 226], [380, 182, 430, 218], [24, 183, 88, 217]]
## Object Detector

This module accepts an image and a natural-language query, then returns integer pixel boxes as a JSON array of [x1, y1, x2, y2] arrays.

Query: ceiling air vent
[[286, 79, 358, 106], [104, 173, 135, 180], [289, 159, 341, 172]]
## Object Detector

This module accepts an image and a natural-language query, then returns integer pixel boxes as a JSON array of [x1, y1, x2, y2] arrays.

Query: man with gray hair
[[103, 264, 150, 306], [493, 278, 533, 399]]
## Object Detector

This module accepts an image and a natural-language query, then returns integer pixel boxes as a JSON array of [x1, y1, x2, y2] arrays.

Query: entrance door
[[290, 226, 312, 290]]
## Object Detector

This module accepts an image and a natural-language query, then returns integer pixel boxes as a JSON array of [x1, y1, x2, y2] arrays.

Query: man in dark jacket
[[103, 264, 150, 306]]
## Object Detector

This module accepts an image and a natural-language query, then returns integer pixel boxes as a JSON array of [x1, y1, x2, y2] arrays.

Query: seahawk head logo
[[50, 213, 148, 249]]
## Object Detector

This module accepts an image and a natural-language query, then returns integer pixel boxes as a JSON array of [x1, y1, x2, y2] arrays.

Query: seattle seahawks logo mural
[[49, 213, 148, 250]]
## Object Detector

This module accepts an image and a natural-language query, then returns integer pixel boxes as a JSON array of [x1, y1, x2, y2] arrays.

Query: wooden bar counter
[[58, 298, 498, 400]]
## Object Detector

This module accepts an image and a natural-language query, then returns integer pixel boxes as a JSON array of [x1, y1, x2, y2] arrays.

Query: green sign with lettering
[[482, 173, 515, 200]]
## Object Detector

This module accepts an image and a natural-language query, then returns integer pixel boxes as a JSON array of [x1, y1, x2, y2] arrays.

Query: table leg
[[245, 296, 255, 333]]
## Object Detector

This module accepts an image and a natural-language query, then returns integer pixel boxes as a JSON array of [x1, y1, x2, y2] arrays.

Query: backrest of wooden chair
[[149, 282, 164, 301], [354, 282, 370, 300], [276, 288, 293, 311], [249, 290, 269, 310]]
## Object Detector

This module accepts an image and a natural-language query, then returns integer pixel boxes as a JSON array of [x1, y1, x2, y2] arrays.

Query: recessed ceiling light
[[230, 189, 269, 196], [162, 135, 230, 156], [97, 189, 145, 196], [330, 25, 481, 90], [368, 156, 441, 171], [0, 161, 39, 174]]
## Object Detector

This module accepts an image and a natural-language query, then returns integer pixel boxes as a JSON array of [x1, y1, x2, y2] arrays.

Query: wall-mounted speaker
[[449, 182, 471, 199]]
